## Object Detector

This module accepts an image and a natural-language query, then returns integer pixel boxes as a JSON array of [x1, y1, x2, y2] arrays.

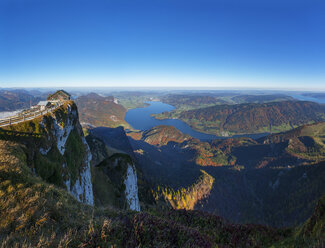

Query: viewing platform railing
[[0, 102, 64, 127]]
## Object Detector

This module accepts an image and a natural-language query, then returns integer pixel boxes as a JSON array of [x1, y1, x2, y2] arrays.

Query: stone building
[[37, 101, 52, 111]]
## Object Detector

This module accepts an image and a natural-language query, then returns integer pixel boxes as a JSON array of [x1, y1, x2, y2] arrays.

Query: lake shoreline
[[125, 101, 269, 141]]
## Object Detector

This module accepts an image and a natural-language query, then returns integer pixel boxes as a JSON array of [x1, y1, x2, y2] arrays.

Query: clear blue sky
[[0, 0, 324, 89]]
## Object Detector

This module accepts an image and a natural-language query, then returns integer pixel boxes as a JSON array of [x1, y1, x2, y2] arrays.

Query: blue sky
[[0, 0, 324, 89]]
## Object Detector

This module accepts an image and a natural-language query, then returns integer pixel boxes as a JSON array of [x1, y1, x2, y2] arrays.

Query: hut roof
[[37, 101, 50, 106]]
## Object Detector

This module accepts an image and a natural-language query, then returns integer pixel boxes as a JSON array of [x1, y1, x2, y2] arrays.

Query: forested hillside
[[155, 101, 325, 136], [76, 93, 131, 129]]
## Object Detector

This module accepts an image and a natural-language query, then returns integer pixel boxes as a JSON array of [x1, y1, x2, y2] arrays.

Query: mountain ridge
[[155, 101, 325, 136]]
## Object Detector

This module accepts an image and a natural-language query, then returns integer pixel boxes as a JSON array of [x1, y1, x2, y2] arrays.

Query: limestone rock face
[[49, 103, 94, 205], [124, 163, 140, 211], [7, 101, 94, 205], [86, 131, 141, 211]]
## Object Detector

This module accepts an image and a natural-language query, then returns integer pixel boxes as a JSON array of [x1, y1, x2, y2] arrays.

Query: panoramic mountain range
[[0, 89, 324, 247], [0, 89, 46, 112], [160, 93, 294, 110]]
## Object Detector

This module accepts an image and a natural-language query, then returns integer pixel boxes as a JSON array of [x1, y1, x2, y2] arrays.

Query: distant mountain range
[[0, 89, 45, 111], [160, 93, 294, 110], [303, 92, 325, 99]]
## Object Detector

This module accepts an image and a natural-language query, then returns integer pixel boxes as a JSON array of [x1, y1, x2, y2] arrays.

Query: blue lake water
[[290, 94, 325, 104], [125, 101, 267, 141]]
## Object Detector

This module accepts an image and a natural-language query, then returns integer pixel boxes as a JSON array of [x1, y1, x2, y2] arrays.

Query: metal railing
[[0, 102, 64, 127]]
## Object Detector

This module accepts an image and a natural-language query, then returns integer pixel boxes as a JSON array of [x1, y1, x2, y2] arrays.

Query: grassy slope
[[0, 140, 93, 247], [273, 194, 325, 248]]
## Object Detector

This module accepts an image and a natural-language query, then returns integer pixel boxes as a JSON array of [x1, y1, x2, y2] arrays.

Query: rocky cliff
[[2, 101, 94, 205], [0, 99, 143, 210], [85, 131, 141, 211]]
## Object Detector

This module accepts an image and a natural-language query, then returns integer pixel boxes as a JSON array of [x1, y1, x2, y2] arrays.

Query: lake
[[125, 101, 267, 141], [290, 94, 325, 104]]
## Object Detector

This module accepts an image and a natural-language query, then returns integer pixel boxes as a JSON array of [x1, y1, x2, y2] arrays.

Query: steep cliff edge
[[1, 101, 94, 205], [124, 160, 141, 211], [0, 100, 144, 209], [90, 153, 141, 211], [85, 131, 141, 211]]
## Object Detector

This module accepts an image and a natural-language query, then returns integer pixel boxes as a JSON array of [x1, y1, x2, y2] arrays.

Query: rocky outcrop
[[124, 163, 140, 211], [3, 101, 94, 205], [49, 102, 94, 205], [52, 107, 75, 155], [87, 128, 149, 210], [90, 151, 140, 211], [67, 136, 94, 205]]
